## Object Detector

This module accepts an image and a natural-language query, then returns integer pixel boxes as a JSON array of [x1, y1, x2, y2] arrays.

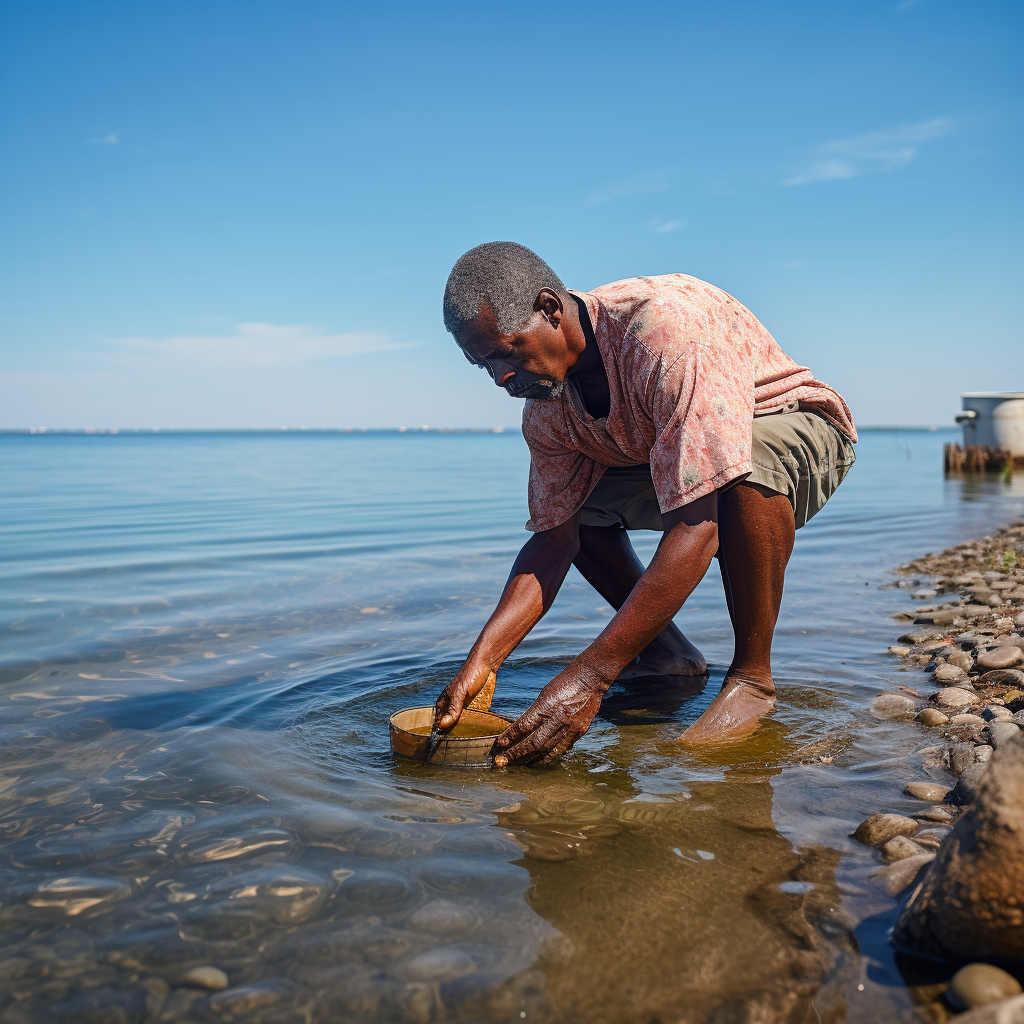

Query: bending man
[[434, 242, 856, 763]]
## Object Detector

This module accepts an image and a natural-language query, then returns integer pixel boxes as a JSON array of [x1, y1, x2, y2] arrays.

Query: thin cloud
[[651, 219, 684, 234], [784, 118, 952, 186], [588, 168, 674, 205], [103, 322, 415, 369], [89, 132, 120, 145], [895, 0, 922, 10]]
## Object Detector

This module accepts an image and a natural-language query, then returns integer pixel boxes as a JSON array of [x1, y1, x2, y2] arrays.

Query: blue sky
[[0, 0, 1020, 429]]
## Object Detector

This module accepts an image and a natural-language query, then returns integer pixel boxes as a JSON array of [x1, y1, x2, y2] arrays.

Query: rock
[[977, 669, 1024, 689], [949, 964, 1023, 1010], [405, 946, 476, 982], [882, 835, 929, 862], [853, 813, 920, 847], [977, 647, 1024, 670], [987, 721, 1022, 748], [975, 744, 994, 763], [951, 743, 979, 776], [870, 853, 935, 896], [1016, 610, 1024, 626], [935, 687, 978, 709], [892, 731, 1024, 960], [888, 644, 912, 656], [913, 826, 952, 849], [949, 650, 975, 673], [180, 966, 229, 990], [900, 627, 945, 645], [951, 762, 990, 804], [905, 782, 951, 802], [983, 705, 1014, 720], [871, 693, 916, 719], [934, 663, 966, 683], [943, 994, 1024, 1024], [209, 984, 285, 1015], [916, 805, 954, 823], [950, 713, 987, 728], [917, 708, 949, 726]]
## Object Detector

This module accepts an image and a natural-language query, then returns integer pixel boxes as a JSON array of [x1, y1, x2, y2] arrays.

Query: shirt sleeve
[[644, 309, 756, 512], [522, 402, 607, 532]]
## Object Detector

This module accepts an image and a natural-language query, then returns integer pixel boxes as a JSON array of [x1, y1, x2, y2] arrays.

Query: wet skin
[[436, 289, 793, 761]]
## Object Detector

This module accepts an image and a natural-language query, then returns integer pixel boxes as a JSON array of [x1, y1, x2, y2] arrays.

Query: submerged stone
[[853, 813, 919, 847], [949, 963, 1023, 1010], [905, 782, 950, 802], [180, 965, 229, 990]]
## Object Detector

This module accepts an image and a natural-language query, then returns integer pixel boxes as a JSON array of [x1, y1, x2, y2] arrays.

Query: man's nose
[[488, 361, 516, 386]]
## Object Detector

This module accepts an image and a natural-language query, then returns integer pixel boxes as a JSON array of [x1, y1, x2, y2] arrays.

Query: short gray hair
[[442, 241, 567, 338]]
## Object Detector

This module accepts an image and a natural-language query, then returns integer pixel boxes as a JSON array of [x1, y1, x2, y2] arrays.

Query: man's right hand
[[434, 662, 496, 730]]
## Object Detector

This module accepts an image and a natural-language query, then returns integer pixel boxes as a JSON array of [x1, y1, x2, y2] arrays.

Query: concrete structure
[[957, 393, 1024, 457]]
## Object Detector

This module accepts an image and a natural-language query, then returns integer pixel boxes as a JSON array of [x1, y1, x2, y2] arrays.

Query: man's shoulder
[[588, 274, 734, 361]]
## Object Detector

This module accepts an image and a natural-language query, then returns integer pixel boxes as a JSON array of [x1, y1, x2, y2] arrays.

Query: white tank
[[956, 392, 1024, 456]]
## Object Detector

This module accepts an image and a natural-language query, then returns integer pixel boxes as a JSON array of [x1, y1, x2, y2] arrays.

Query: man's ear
[[533, 289, 564, 326]]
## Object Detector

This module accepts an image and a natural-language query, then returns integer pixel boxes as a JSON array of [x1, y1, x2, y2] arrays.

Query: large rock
[[891, 730, 1024, 961], [935, 687, 978, 709], [946, 994, 1024, 1024], [871, 692, 916, 719]]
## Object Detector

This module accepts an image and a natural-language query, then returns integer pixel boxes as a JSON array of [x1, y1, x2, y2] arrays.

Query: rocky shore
[[859, 519, 1024, 1022]]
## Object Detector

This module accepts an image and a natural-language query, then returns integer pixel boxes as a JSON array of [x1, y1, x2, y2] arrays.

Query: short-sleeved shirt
[[522, 274, 857, 532]]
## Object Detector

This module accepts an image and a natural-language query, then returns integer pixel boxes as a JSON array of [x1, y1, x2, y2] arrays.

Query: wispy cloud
[[895, 0, 922, 11], [587, 168, 674, 205], [89, 132, 120, 145], [650, 218, 684, 234], [784, 117, 953, 186], [102, 322, 414, 369]]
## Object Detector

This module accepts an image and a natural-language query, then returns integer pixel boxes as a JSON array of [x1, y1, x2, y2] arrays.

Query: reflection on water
[[1, 430, 1022, 1022]]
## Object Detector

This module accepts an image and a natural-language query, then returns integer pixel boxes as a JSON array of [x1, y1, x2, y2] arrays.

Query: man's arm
[[497, 492, 719, 764], [435, 515, 580, 729]]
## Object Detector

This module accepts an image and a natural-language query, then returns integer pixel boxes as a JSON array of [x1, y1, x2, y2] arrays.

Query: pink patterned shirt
[[523, 274, 857, 532]]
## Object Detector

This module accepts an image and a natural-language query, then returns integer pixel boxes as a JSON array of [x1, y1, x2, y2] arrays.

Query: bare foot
[[617, 628, 707, 680], [677, 674, 776, 745]]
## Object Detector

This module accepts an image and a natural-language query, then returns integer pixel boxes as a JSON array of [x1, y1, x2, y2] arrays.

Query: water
[[1, 429, 1022, 1024]]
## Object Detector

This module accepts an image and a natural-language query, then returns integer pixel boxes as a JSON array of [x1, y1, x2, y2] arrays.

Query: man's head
[[443, 242, 585, 400]]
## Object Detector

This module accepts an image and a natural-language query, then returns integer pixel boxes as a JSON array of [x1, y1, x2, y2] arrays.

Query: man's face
[[456, 292, 581, 400]]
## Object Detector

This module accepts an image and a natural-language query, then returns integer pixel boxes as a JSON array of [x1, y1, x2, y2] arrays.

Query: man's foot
[[677, 673, 775, 745], [617, 629, 707, 680]]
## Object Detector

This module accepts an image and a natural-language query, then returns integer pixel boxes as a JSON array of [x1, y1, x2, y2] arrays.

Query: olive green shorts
[[578, 411, 855, 531]]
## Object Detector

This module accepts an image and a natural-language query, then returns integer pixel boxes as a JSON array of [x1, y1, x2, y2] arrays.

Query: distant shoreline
[[0, 425, 959, 436]]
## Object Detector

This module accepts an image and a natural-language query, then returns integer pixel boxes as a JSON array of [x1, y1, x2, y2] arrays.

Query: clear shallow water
[[1, 429, 1022, 1024]]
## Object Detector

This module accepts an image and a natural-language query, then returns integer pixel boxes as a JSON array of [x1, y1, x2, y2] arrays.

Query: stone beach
[[859, 519, 1024, 1021]]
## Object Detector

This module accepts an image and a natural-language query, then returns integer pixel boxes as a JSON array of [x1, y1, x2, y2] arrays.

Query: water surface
[[2, 429, 1022, 1023]]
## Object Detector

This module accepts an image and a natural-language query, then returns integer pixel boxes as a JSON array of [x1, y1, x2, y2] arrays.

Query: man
[[434, 242, 856, 764]]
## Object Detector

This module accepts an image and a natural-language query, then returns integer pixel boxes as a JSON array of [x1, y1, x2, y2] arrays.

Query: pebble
[[209, 982, 284, 1015], [180, 966, 229, 990], [933, 662, 965, 683], [916, 805, 954, 823], [917, 708, 949, 726], [950, 743, 978, 776], [976, 669, 1024, 688], [935, 687, 977, 709], [888, 644, 912, 656], [948, 650, 975, 673], [974, 744, 994, 763], [950, 762, 988, 805], [987, 721, 1022, 748], [871, 693, 917, 719], [949, 713, 986, 728], [904, 781, 951, 802], [983, 705, 1014, 720], [404, 946, 476, 982], [853, 813, 919, 847], [912, 826, 951, 849], [977, 647, 1024, 670], [949, 963, 1023, 1010], [870, 853, 935, 896], [881, 835, 928, 862]]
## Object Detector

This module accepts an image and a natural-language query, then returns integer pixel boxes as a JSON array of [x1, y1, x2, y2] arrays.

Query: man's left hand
[[496, 664, 607, 765]]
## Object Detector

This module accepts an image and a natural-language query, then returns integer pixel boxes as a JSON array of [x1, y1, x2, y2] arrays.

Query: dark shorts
[[579, 411, 856, 531]]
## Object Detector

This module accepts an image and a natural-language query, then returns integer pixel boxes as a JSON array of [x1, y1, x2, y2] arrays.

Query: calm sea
[[1, 429, 1022, 1023]]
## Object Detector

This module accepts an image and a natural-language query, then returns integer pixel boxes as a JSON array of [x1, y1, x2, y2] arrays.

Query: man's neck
[[569, 295, 611, 419]]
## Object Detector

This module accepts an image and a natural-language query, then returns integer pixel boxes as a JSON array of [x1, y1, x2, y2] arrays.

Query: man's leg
[[573, 524, 707, 677], [678, 482, 794, 743]]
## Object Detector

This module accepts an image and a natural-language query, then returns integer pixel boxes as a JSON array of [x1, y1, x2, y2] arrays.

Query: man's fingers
[[435, 687, 465, 730], [497, 705, 544, 749], [504, 720, 562, 764]]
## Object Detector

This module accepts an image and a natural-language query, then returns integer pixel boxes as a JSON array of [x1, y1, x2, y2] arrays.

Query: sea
[[1, 428, 1022, 1023]]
